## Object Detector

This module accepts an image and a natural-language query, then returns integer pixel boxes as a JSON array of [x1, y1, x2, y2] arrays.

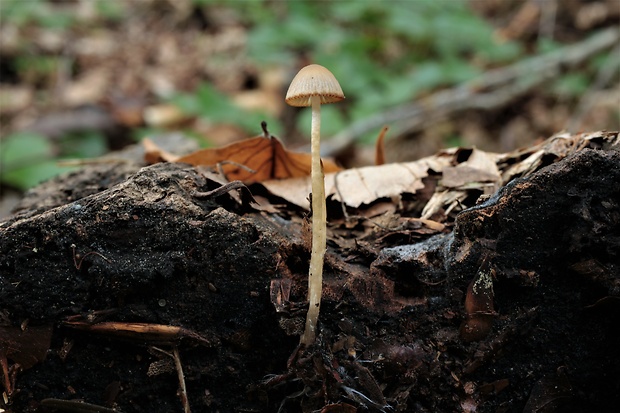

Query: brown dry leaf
[[331, 161, 431, 207], [172, 135, 341, 183], [498, 131, 618, 184], [501, 149, 545, 183], [263, 155, 451, 210], [441, 148, 501, 188], [422, 148, 501, 219]]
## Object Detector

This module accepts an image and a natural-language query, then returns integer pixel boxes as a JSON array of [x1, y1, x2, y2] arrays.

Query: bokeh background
[[1, 0, 619, 214]]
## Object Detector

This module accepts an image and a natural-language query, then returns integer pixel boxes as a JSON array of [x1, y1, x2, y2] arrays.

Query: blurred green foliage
[[1, 132, 69, 190], [171, 83, 278, 136], [0, 0, 120, 191], [0, 0, 75, 28], [188, 0, 523, 143], [1, 0, 612, 191], [0, 131, 108, 191], [0, 0, 122, 28]]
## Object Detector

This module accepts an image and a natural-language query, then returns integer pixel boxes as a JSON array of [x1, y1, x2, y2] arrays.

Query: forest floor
[[1, 2, 619, 412], [1, 131, 618, 413]]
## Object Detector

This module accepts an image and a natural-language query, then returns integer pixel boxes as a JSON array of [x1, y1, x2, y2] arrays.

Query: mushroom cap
[[285, 64, 345, 107]]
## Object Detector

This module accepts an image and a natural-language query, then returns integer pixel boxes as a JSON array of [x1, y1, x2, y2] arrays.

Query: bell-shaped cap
[[285, 64, 345, 107]]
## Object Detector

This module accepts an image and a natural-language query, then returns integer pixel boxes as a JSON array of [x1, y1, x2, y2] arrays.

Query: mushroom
[[285, 64, 345, 346]]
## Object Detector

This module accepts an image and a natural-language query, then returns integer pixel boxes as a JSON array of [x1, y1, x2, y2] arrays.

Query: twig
[[191, 180, 247, 199], [150, 346, 191, 413], [63, 321, 216, 346], [0, 353, 11, 397], [322, 27, 619, 157], [172, 346, 191, 413], [41, 398, 122, 412], [215, 160, 256, 177]]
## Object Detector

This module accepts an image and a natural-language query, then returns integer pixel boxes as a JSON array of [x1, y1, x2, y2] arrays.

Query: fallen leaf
[[498, 131, 617, 184], [143, 104, 188, 127], [441, 148, 501, 188], [175, 134, 341, 183], [420, 189, 468, 220], [263, 156, 449, 210]]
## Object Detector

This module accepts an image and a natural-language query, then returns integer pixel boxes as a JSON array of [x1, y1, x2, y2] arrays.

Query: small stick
[[62, 321, 216, 346], [261, 120, 270, 138], [172, 346, 191, 413], [215, 160, 256, 177], [0, 352, 12, 397], [41, 398, 122, 412], [191, 180, 246, 199]]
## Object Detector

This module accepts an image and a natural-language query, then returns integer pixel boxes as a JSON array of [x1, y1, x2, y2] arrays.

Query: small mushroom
[[285, 64, 345, 346]]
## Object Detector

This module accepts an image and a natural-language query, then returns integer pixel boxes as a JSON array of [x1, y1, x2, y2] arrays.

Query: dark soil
[[1, 137, 619, 413]]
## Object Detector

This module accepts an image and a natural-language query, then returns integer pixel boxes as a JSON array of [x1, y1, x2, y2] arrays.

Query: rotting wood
[[0, 132, 618, 412]]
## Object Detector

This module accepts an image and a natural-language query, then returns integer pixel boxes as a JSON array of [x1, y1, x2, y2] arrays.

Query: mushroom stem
[[300, 95, 326, 346], [285, 64, 343, 346]]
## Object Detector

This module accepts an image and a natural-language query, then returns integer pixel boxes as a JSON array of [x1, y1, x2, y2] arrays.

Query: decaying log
[[1, 133, 618, 412]]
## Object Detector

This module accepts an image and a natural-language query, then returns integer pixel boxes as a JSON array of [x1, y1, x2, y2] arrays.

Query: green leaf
[[1, 132, 52, 169], [171, 83, 278, 135], [552, 73, 590, 98], [0, 132, 74, 190], [2, 161, 73, 190], [60, 131, 109, 158], [0, 0, 43, 25]]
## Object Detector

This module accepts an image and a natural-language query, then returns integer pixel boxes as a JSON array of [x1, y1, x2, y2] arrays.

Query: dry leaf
[[263, 156, 451, 210], [149, 135, 341, 183], [420, 190, 468, 220], [441, 148, 501, 188], [498, 131, 617, 184]]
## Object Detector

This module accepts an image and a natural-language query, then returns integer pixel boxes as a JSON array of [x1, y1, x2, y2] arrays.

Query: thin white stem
[[300, 95, 326, 346]]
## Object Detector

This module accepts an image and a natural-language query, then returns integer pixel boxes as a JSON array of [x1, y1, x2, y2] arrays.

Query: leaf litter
[[144, 128, 615, 223]]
